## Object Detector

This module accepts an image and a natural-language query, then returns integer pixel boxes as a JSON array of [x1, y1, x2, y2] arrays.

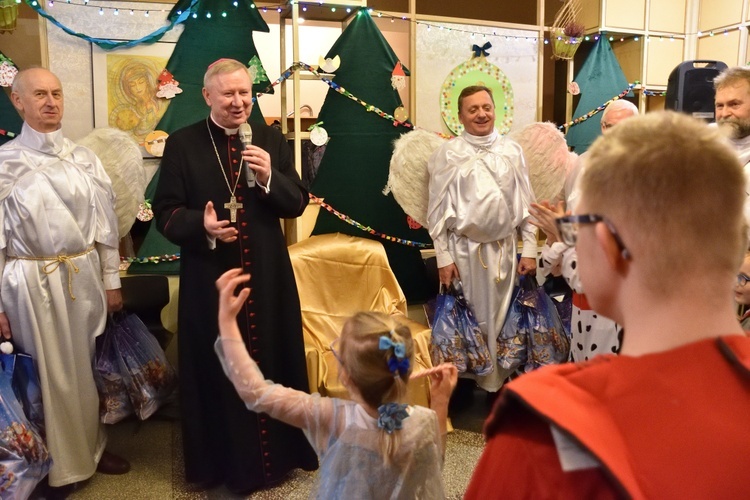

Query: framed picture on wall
[[92, 42, 175, 156]]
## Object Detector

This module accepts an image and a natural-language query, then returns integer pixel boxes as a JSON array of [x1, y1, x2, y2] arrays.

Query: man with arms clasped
[[153, 58, 317, 494], [427, 85, 538, 392], [0, 67, 129, 498]]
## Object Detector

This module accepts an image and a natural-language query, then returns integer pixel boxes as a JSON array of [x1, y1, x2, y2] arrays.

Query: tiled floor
[[32, 380, 492, 499]]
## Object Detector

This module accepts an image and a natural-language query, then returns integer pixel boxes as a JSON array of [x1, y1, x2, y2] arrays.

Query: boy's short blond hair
[[581, 111, 746, 293]]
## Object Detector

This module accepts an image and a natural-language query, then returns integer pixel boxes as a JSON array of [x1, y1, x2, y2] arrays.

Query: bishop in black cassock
[[153, 61, 318, 493]]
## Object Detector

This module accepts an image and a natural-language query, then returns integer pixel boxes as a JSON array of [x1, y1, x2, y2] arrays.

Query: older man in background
[[0, 67, 129, 498]]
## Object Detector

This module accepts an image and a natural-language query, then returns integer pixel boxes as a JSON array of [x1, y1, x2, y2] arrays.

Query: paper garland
[[557, 84, 634, 130], [23, 0, 198, 50], [120, 253, 180, 264], [253, 61, 451, 140], [310, 195, 433, 249]]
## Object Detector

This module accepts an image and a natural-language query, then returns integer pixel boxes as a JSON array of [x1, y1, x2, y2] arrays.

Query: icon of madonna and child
[[107, 56, 169, 144]]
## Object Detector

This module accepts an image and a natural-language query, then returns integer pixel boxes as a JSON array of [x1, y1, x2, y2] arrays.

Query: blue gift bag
[[0, 369, 51, 499], [94, 319, 134, 424], [0, 345, 45, 435], [429, 286, 468, 373], [498, 276, 571, 373], [110, 312, 176, 420]]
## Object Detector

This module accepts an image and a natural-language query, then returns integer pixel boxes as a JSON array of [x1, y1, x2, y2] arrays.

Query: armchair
[[289, 233, 433, 408]]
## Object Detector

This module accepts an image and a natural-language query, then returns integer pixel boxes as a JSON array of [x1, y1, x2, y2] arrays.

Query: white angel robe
[[427, 129, 537, 392], [0, 122, 121, 486]]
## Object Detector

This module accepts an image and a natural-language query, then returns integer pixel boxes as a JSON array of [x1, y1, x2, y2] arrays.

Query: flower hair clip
[[379, 334, 409, 376], [377, 402, 410, 434]]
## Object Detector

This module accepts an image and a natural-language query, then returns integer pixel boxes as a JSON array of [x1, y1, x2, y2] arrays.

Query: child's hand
[[216, 268, 251, 337], [529, 200, 566, 244], [429, 363, 458, 401]]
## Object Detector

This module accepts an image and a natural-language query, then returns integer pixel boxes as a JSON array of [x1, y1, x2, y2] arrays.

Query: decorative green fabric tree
[[0, 89, 21, 147], [0, 51, 22, 147], [129, 0, 272, 274], [565, 37, 633, 154], [310, 10, 432, 302]]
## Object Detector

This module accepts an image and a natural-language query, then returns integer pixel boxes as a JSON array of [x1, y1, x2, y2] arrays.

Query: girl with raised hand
[[214, 268, 458, 498]]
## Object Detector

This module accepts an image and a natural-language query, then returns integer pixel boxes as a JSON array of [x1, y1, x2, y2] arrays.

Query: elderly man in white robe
[[0, 67, 130, 497], [427, 85, 537, 393]]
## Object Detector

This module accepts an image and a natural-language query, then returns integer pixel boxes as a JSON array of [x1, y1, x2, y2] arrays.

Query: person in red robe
[[153, 58, 317, 494], [465, 111, 750, 499]]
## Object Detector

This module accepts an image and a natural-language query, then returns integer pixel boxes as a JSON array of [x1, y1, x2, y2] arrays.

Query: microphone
[[238, 122, 255, 187]]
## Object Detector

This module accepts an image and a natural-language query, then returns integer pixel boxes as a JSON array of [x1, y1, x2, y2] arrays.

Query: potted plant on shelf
[[551, 0, 583, 60]]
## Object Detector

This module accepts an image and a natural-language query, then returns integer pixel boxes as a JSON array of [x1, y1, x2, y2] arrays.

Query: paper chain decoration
[[557, 84, 635, 130], [121, 254, 180, 264], [310, 195, 433, 249], [253, 61, 452, 139]]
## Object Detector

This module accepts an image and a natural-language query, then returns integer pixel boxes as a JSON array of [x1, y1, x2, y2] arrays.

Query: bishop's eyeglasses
[[555, 214, 632, 260]]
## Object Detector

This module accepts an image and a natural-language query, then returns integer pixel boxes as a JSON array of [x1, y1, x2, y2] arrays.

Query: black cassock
[[154, 118, 318, 492]]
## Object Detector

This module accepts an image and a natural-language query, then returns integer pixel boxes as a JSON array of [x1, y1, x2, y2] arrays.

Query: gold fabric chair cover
[[289, 233, 433, 407]]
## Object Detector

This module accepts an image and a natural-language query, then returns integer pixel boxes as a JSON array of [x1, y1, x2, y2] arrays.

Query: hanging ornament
[[308, 121, 329, 146], [247, 55, 268, 84], [0, 53, 17, 87], [318, 55, 341, 73], [137, 200, 154, 222], [0, 0, 18, 34], [567, 82, 581, 95], [144, 130, 169, 157], [391, 61, 406, 90], [439, 47, 514, 136], [551, 0, 584, 60], [393, 106, 409, 123], [406, 215, 422, 230], [156, 69, 183, 99]]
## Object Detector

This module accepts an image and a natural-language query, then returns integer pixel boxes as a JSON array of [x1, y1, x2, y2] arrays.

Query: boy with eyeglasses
[[735, 252, 750, 330], [466, 111, 750, 498]]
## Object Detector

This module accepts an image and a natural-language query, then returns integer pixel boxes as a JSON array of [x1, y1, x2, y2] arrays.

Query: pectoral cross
[[224, 196, 243, 223]]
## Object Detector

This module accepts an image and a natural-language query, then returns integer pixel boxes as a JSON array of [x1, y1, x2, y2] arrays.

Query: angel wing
[[78, 128, 147, 238], [509, 122, 578, 203], [384, 129, 448, 228]]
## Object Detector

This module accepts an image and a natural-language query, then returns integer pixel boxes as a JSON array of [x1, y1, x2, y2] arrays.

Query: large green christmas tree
[[0, 52, 22, 147], [0, 89, 22, 147], [310, 9, 432, 302], [129, 0, 271, 274], [565, 37, 633, 154]]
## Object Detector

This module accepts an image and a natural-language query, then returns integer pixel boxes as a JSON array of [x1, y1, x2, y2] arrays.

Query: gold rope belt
[[8, 246, 95, 300], [478, 241, 505, 284]]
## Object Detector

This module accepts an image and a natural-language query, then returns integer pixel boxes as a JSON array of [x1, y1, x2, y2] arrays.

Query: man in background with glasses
[[467, 111, 750, 497]]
